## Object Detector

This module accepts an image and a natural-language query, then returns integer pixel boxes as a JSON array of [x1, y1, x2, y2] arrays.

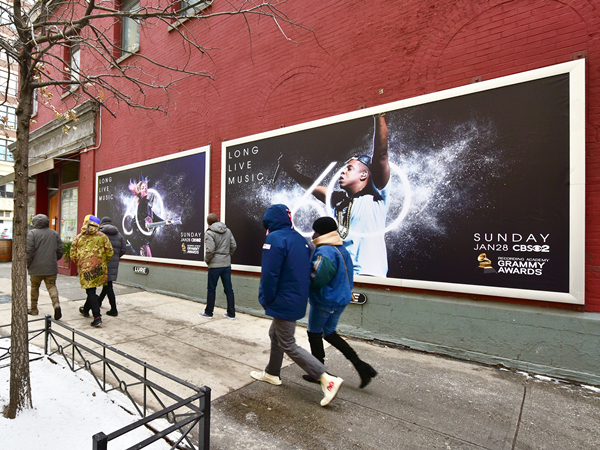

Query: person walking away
[[199, 213, 237, 320], [98, 216, 127, 316], [304, 217, 377, 388], [71, 215, 114, 327], [26, 214, 64, 320], [250, 204, 344, 407]]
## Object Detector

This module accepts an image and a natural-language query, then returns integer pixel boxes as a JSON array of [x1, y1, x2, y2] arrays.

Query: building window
[[0, 139, 14, 162], [0, 182, 14, 198], [60, 187, 78, 242], [0, 7, 14, 31], [121, 0, 140, 55], [1, 69, 18, 97], [177, 0, 211, 17], [28, 177, 36, 194], [32, 89, 38, 116], [0, 105, 17, 129], [69, 43, 80, 88], [27, 195, 35, 230], [61, 160, 79, 185]]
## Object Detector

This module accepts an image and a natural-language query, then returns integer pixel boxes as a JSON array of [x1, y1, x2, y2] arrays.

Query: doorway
[[48, 194, 59, 231]]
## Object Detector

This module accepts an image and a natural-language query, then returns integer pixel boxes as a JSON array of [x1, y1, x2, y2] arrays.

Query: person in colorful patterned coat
[[71, 214, 114, 327]]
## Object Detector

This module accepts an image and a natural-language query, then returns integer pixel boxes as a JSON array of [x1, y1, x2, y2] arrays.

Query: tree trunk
[[3, 61, 33, 419]]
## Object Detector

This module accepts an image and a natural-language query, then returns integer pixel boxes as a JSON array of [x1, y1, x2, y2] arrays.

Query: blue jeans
[[205, 267, 235, 317], [307, 305, 345, 337]]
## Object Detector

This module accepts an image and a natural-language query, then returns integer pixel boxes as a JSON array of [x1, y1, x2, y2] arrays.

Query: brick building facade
[[24, 0, 600, 384]]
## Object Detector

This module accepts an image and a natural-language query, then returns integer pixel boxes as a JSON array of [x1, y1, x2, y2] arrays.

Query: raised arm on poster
[[127, 176, 181, 257], [279, 114, 392, 277]]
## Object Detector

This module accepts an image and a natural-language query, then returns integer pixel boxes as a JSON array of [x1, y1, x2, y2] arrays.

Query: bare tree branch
[[1, 0, 317, 419]]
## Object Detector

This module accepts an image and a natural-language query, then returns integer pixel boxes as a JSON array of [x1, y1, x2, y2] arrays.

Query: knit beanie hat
[[100, 216, 112, 225], [84, 215, 100, 226], [312, 217, 338, 235]]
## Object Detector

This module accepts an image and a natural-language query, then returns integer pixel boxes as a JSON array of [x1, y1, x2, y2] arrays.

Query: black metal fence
[[0, 315, 211, 450]]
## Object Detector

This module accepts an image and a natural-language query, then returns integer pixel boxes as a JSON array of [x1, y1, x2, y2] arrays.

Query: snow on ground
[[1, 354, 173, 450]]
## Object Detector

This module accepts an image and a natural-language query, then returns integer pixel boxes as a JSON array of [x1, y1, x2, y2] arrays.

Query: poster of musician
[[222, 61, 585, 304], [96, 146, 209, 265]]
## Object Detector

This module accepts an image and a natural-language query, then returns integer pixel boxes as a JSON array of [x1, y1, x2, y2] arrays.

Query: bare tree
[[0, 0, 311, 418]]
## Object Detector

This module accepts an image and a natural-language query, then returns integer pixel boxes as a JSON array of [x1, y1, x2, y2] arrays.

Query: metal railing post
[[44, 314, 51, 355], [103, 346, 106, 391], [143, 365, 147, 417], [92, 432, 107, 450], [201, 387, 211, 450]]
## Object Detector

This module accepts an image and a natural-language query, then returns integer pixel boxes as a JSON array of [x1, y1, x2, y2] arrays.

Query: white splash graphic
[[234, 118, 504, 256]]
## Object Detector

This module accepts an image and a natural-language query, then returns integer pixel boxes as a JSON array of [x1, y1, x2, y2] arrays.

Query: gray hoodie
[[27, 214, 64, 276], [204, 222, 237, 268]]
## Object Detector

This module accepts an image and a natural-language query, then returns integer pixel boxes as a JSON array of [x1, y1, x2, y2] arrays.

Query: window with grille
[[121, 0, 140, 55], [177, 0, 211, 17]]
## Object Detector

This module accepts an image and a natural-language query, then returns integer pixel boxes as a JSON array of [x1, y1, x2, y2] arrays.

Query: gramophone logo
[[181, 242, 187, 253], [477, 253, 497, 274]]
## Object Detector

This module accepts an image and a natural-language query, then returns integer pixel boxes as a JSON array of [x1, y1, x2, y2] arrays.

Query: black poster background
[[224, 74, 571, 294], [96, 150, 207, 262]]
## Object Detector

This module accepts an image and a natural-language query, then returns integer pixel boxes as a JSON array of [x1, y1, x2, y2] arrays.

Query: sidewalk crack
[[512, 379, 528, 449]]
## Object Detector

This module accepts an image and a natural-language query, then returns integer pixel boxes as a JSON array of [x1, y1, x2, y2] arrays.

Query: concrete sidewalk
[[0, 263, 599, 449]]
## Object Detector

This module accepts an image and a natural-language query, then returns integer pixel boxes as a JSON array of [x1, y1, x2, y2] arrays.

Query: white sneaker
[[198, 312, 213, 319], [250, 370, 282, 386], [319, 372, 343, 406], [223, 313, 236, 320]]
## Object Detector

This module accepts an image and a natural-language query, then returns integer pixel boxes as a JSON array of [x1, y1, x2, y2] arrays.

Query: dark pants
[[83, 287, 101, 319], [265, 318, 326, 380], [98, 281, 117, 312], [205, 267, 235, 317]]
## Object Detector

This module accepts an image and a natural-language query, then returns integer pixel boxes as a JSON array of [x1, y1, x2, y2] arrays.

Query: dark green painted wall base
[[119, 262, 600, 386]]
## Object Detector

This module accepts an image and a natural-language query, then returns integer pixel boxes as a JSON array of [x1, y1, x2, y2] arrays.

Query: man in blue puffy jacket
[[250, 204, 344, 407]]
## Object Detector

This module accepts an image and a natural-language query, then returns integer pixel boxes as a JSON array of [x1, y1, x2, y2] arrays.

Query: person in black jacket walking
[[97, 216, 127, 316], [27, 214, 64, 319]]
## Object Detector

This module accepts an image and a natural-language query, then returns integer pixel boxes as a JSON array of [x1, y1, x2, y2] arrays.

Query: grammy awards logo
[[181, 242, 187, 253], [477, 253, 497, 274]]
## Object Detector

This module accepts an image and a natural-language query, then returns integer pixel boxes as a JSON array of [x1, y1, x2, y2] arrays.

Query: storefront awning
[[0, 100, 99, 186], [0, 158, 56, 185]]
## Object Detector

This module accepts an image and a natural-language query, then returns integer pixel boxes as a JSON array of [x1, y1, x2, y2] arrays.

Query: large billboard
[[96, 146, 210, 266], [222, 60, 585, 304]]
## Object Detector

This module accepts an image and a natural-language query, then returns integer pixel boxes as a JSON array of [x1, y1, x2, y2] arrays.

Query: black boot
[[303, 331, 325, 383], [325, 332, 377, 388]]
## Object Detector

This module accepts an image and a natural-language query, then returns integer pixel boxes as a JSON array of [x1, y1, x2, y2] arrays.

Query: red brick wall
[[31, 0, 600, 311]]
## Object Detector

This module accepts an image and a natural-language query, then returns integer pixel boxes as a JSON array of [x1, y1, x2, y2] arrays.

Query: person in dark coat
[[97, 216, 127, 316], [250, 204, 344, 407], [27, 214, 64, 319]]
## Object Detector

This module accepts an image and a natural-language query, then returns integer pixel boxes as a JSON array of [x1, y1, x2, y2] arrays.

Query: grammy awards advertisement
[[96, 146, 210, 266], [222, 60, 585, 304]]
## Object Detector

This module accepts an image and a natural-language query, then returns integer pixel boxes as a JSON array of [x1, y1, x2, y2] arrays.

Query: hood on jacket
[[81, 214, 101, 235], [100, 223, 119, 235], [312, 230, 343, 247], [262, 204, 293, 233], [32, 214, 50, 229], [208, 222, 228, 234]]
